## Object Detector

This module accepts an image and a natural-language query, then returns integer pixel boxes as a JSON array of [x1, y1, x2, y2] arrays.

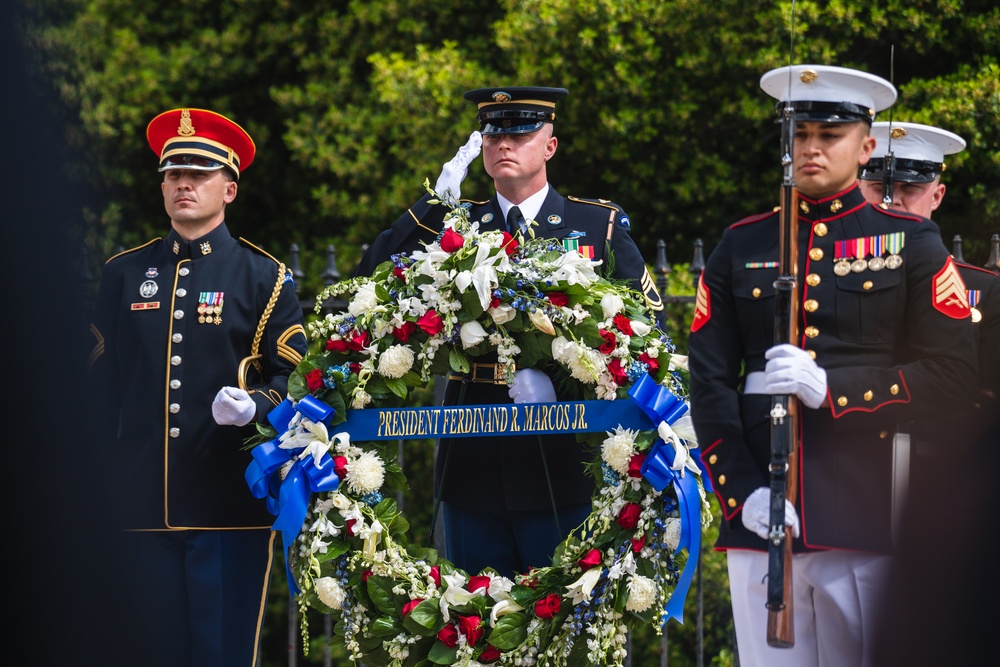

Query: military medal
[[850, 236, 868, 273], [969, 290, 982, 323], [868, 234, 885, 271], [199, 292, 224, 324], [885, 231, 905, 269], [833, 239, 852, 276]]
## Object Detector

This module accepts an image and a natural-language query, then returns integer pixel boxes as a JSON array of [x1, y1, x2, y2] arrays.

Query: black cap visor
[[860, 157, 941, 183], [777, 100, 875, 124], [477, 109, 553, 136]]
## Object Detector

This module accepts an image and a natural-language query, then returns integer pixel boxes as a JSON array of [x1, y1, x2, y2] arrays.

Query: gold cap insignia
[[492, 92, 512, 103], [177, 109, 196, 137], [800, 69, 818, 84], [890, 126, 908, 140]]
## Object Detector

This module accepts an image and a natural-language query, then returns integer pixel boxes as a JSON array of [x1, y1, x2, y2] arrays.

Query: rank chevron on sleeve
[[933, 258, 972, 319]]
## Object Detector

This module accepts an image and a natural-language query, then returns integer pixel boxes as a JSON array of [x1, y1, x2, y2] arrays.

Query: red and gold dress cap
[[146, 108, 256, 179]]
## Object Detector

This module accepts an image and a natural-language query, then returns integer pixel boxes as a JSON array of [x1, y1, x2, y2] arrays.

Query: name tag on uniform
[[131, 302, 160, 311]]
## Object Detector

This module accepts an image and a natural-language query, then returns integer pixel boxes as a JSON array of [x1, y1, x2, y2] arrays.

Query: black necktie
[[506, 205, 526, 235]]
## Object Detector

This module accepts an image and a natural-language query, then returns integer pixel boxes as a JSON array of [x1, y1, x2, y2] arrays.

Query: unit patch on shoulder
[[690, 274, 711, 332], [932, 257, 971, 319], [619, 215, 630, 229]]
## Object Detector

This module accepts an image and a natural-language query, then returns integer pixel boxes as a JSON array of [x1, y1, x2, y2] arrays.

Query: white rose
[[460, 320, 488, 348], [601, 293, 624, 319], [488, 303, 516, 325], [630, 320, 652, 336], [377, 344, 415, 379]]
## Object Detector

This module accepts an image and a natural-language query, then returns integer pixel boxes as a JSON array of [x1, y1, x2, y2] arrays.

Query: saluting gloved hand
[[212, 386, 256, 426], [434, 131, 483, 204], [763, 343, 828, 409], [741, 486, 800, 540], [507, 368, 557, 404]]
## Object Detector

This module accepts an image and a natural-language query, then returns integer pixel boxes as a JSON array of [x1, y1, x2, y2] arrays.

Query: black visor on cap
[[477, 109, 554, 136], [859, 157, 941, 183], [777, 100, 875, 124], [158, 154, 227, 172]]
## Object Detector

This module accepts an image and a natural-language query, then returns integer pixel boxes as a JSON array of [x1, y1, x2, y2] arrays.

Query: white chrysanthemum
[[663, 517, 682, 551], [348, 282, 379, 317], [625, 574, 656, 612], [377, 344, 415, 379], [345, 450, 385, 494], [601, 427, 637, 475], [558, 341, 605, 384], [316, 576, 346, 610], [601, 293, 624, 319]]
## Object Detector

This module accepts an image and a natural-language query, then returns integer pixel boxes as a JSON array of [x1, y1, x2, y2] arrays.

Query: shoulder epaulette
[[104, 237, 162, 264], [730, 210, 776, 229], [567, 196, 621, 213], [239, 237, 282, 265]]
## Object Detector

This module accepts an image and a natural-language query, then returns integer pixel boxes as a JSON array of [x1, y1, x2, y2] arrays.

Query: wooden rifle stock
[[766, 101, 800, 648]]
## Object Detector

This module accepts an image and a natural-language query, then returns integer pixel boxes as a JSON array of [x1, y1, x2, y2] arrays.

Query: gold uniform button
[[804, 299, 819, 312], [718, 475, 727, 486], [805, 326, 819, 338], [809, 247, 824, 261], [864, 390, 874, 401], [863, 281, 873, 290], [814, 222, 828, 237], [709, 454, 718, 465], [752, 287, 762, 298], [837, 396, 848, 407], [807, 349, 817, 360], [890, 384, 899, 395], [806, 273, 821, 287], [880, 431, 889, 439], [728, 498, 737, 508]]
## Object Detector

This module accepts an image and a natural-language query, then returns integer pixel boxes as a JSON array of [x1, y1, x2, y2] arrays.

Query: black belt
[[448, 362, 514, 385]]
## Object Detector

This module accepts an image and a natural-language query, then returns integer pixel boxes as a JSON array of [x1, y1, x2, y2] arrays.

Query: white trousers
[[727, 549, 891, 667]]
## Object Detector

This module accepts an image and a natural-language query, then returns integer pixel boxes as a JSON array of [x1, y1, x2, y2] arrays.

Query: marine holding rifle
[[687, 65, 978, 667]]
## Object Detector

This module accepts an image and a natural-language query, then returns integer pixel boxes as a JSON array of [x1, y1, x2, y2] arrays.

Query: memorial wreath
[[244, 184, 712, 666]]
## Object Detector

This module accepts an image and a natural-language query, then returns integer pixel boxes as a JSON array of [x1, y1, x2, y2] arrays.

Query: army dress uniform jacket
[[356, 185, 662, 513], [89, 223, 308, 530], [688, 184, 977, 554]]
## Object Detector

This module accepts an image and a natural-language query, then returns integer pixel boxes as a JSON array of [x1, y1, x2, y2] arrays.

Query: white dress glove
[[741, 487, 800, 540], [211, 386, 256, 426], [507, 368, 557, 404], [433, 131, 483, 204], [763, 343, 828, 409]]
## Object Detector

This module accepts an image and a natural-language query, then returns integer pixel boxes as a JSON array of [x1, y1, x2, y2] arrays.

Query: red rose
[[361, 569, 373, 581], [436, 623, 459, 648], [578, 548, 602, 570], [489, 296, 501, 309], [608, 358, 628, 385], [468, 575, 491, 593], [349, 362, 362, 375], [500, 231, 518, 255], [348, 331, 369, 351], [627, 453, 645, 478], [458, 615, 483, 646], [546, 291, 569, 307], [402, 598, 423, 616], [392, 320, 417, 342], [631, 534, 646, 553], [598, 329, 616, 354], [417, 310, 444, 335], [345, 518, 357, 535], [326, 337, 349, 352], [428, 566, 441, 587], [534, 593, 562, 620], [440, 228, 465, 253], [613, 313, 634, 335], [305, 368, 324, 392], [333, 456, 349, 479], [393, 266, 406, 281], [479, 645, 502, 663], [639, 351, 659, 372], [617, 502, 642, 530], [521, 569, 539, 589]]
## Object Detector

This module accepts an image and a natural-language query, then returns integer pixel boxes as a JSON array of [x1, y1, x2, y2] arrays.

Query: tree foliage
[[15, 1, 999, 664]]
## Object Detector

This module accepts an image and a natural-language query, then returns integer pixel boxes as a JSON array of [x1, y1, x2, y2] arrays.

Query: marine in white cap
[[688, 64, 977, 667]]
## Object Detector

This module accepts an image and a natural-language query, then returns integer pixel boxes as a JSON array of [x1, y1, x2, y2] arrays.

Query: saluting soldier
[[687, 66, 978, 667], [88, 108, 308, 666], [355, 87, 663, 578]]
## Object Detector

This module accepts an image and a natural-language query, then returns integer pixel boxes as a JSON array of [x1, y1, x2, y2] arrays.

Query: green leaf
[[370, 615, 405, 637], [427, 640, 458, 665], [386, 376, 408, 398], [366, 575, 398, 615], [488, 612, 528, 650], [449, 347, 470, 374], [402, 598, 442, 634]]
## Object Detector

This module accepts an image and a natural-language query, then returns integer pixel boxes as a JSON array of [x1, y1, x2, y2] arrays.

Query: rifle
[[880, 46, 897, 210], [765, 71, 801, 649]]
